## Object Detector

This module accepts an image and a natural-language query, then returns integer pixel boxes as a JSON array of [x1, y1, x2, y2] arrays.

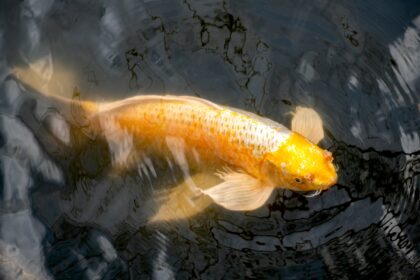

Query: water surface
[[0, 0, 419, 279]]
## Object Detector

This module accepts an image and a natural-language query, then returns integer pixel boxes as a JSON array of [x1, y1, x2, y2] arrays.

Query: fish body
[[97, 96, 287, 175], [92, 95, 337, 211]]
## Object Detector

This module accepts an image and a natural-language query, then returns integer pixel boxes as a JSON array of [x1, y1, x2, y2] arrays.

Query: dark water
[[1, 0, 419, 279]]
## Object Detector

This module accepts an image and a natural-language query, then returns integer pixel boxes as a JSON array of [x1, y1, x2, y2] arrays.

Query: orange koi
[[93, 95, 338, 211], [14, 66, 337, 214]]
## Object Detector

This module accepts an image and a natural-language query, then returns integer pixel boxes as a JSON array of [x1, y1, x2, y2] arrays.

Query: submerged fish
[[93, 95, 338, 211], [14, 66, 337, 216]]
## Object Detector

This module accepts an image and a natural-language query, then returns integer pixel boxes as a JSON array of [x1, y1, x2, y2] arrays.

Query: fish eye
[[294, 178, 303, 183]]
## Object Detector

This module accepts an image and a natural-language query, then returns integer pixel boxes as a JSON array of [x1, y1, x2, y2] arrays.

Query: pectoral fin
[[149, 172, 221, 223], [201, 169, 274, 211], [291, 106, 324, 144]]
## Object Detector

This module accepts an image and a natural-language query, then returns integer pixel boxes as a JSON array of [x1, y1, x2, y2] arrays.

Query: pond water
[[0, 0, 419, 279]]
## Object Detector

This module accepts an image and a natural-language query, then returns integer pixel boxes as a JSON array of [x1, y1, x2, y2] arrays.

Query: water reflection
[[1, 0, 419, 279]]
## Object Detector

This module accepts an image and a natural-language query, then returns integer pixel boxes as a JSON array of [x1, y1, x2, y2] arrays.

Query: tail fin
[[13, 65, 98, 122]]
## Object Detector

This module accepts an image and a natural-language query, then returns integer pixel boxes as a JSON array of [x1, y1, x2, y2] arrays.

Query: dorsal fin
[[98, 95, 222, 113]]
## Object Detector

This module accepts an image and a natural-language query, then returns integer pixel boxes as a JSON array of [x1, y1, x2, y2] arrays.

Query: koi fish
[[14, 66, 337, 217], [92, 95, 338, 211]]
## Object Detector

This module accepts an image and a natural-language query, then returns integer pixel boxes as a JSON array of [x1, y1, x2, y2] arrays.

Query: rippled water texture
[[1, 0, 419, 279]]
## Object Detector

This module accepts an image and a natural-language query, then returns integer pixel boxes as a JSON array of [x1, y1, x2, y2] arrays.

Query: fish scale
[[165, 102, 289, 163], [100, 97, 291, 175]]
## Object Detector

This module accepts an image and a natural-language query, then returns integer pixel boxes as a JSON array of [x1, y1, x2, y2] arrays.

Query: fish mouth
[[330, 175, 338, 186], [326, 162, 338, 187], [328, 169, 338, 187], [296, 177, 337, 196], [297, 189, 322, 197]]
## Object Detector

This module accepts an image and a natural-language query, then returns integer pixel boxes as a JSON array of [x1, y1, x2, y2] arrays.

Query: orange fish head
[[262, 133, 337, 193]]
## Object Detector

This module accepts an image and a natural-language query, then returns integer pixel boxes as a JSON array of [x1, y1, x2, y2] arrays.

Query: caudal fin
[[13, 65, 98, 121]]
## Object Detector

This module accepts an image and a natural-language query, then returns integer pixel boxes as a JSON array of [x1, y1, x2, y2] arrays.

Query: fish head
[[262, 132, 337, 193]]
